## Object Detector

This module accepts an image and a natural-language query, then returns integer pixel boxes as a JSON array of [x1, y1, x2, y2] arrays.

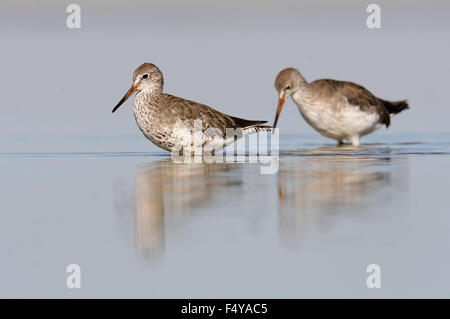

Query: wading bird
[[273, 68, 409, 146], [113, 63, 270, 154]]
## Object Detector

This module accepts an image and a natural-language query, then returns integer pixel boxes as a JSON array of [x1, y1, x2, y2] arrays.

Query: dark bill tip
[[112, 85, 138, 113]]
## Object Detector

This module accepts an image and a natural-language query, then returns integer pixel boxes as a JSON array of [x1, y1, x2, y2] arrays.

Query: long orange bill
[[112, 85, 138, 113], [273, 97, 285, 128]]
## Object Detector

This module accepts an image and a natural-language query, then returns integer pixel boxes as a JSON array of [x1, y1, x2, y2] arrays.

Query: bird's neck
[[292, 83, 312, 102], [140, 84, 163, 96], [139, 88, 163, 100], [291, 84, 315, 112], [134, 90, 162, 111]]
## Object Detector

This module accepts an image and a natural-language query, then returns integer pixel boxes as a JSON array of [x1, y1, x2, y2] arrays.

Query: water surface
[[1, 133, 449, 298]]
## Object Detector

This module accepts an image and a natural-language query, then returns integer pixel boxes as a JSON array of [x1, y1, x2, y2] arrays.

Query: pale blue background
[[0, 0, 449, 143], [0, 1, 449, 298]]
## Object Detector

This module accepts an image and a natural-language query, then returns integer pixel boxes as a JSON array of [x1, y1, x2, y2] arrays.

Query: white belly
[[134, 107, 244, 154], [292, 94, 381, 141]]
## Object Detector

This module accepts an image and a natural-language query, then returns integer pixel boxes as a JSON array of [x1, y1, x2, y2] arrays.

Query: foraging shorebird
[[113, 63, 269, 154], [273, 68, 409, 146]]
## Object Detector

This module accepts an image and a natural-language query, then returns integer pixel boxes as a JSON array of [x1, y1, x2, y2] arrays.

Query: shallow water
[[1, 133, 450, 298]]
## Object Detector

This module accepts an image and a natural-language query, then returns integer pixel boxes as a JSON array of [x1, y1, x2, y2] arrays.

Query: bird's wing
[[311, 79, 391, 127], [163, 94, 268, 136]]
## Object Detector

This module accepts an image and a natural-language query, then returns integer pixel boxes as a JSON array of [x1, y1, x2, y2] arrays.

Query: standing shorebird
[[113, 63, 269, 154], [273, 68, 409, 146]]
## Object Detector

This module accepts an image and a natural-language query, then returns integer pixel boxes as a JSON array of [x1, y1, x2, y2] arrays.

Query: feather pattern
[[274, 68, 409, 146], [129, 65, 270, 153]]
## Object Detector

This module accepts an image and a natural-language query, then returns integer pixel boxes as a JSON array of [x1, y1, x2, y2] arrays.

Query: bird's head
[[273, 68, 306, 128], [112, 63, 164, 113]]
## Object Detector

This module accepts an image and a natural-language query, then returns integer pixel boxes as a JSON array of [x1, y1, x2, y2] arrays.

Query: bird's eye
[[285, 86, 291, 90], [142, 74, 149, 79]]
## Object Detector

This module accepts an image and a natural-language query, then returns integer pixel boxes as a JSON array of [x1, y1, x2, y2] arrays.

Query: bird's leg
[[349, 136, 360, 146]]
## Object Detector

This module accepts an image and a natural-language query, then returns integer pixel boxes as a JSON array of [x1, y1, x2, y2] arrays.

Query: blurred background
[[0, 0, 449, 151], [1, 1, 450, 299]]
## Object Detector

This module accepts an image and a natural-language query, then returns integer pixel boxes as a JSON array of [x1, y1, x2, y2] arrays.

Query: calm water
[[1, 0, 449, 299], [1, 133, 450, 298]]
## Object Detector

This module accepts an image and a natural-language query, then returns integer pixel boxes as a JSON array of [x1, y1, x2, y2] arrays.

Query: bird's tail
[[230, 116, 272, 130], [381, 99, 410, 116]]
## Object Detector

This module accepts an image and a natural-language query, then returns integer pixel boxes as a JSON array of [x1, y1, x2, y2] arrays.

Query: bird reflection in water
[[134, 160, 237, 260], [277, 148, 400, 246]]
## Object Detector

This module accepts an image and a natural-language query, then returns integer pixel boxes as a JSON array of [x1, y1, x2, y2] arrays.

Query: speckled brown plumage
[[113, 63, 270, 153]]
